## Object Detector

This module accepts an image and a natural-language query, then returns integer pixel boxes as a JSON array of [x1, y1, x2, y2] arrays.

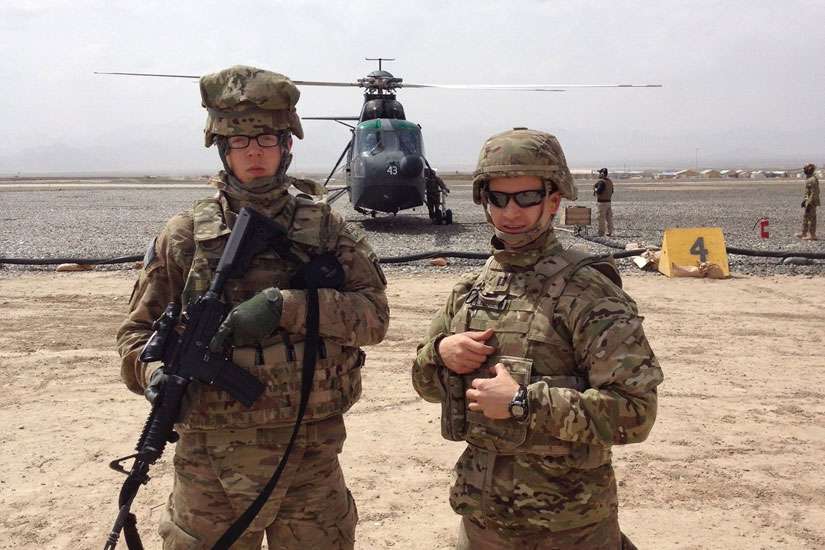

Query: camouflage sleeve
[[278, 222, 389, 347], [805, 177, 820, 205], [411, 272, 479, 403], [115, 212, 194, 395], [526, 268, 663, 446]]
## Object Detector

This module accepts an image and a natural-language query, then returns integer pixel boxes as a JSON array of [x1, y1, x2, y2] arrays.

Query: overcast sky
[[1, 0, 823, 175]]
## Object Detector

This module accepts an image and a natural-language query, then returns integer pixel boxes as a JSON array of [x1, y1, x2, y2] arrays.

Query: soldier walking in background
[[412, 128, 663, 549], [594, 167, 614, 236], [425, 166, 450, 221], [797, 163, 819, 240], [116, 66, 388, 549]]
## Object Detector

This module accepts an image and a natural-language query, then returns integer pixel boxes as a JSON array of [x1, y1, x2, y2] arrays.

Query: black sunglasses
[[486, 188, 547, 208]]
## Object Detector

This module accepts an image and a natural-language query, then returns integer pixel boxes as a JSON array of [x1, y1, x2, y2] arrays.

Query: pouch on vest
[[439, 366, 468, 442], [464, 355, 533, 453]]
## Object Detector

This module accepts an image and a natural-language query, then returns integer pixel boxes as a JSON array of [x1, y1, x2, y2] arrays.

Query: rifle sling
[[122, 513, 143, 550], [211, 284, 321, 550]]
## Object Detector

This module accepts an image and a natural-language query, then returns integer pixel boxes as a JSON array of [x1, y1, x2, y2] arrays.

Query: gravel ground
[[1, 176, 823, 276]]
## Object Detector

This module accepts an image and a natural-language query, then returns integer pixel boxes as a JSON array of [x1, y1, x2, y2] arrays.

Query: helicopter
[[96, 59, 661, 224]]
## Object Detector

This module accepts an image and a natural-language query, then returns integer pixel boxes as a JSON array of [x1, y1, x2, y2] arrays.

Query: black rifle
[[104, 207, 290, 550]]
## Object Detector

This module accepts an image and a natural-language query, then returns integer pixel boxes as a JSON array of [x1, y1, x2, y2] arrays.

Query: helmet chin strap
[[483, 194, 556, 250], [216, 137, 234, 176]]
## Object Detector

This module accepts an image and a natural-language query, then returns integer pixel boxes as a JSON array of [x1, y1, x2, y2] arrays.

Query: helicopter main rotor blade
[[302, 116, 361, 120], [293, 80, 361, 87], [95, 71, 362, 88], [400, 83, 662, 90], [95, 71, 200, 79]]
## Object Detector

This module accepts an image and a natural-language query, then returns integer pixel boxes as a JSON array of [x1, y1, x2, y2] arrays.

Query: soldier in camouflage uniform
[[411, 128, 663, 549], [594, 168, 614, 237], [117, 66, 389, 549], [797, 163, 819, 240]]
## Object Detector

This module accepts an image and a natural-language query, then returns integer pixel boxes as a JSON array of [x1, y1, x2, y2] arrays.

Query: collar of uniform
[[490, 230, 562, 268], [217, 187, 294, 233], [214, 171, 294, 221]]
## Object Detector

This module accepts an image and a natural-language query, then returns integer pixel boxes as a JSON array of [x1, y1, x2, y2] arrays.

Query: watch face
[[510, 404, 525, 418]]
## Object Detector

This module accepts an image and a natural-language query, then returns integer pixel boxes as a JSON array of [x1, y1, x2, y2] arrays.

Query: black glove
[[144, 367, 169, 405], [209, 287, 284, 351], [802, 200, 807, 208]]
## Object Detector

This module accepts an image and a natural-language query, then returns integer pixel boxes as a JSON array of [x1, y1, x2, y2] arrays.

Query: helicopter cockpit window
[[357, 129, 399, 155], [398, 130, 421, 155]]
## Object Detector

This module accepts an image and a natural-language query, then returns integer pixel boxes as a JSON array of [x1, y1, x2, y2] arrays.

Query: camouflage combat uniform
[[801, 172, 820, 239], [594, 176, 614, 237], [412, 128, 663, 549], [116, 66, 389, 550]]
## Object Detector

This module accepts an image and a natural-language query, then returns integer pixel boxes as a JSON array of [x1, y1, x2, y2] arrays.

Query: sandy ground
[[1, 270, 824, 549]]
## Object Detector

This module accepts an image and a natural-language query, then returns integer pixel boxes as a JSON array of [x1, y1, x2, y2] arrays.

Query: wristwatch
[[508, 384, 529, 422]]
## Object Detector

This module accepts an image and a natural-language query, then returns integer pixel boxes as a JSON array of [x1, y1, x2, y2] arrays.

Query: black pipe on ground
[[1, 244, 823, 267], [574, 233, 825, 260]]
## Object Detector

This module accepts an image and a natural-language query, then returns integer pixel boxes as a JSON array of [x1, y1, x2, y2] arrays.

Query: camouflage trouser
[[159, 416, 357, 550], [801, 205, 817, 236], [456, 515, 636, 550], [597, 203, 613, 236]]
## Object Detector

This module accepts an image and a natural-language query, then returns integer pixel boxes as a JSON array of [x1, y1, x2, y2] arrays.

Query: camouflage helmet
[[472, 127, 576, 203], [804, 163, 816, 175], [200, 65, 304, 147]]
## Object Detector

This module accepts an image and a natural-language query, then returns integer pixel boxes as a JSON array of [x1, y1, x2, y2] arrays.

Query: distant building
[[720, 169, 737, 178], [750, 170, 766, 179], [700, 169, 721, 179], [736, 169, 751, 178], [570, 169, 595, 180], [655, 171, 678, 180], [675, 169, 699, 179]]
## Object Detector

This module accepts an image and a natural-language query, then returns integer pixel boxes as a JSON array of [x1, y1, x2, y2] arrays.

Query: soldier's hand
[[802, 200, 807, 208], [144, 367, 169, 405], [437, 328, 495, 374], [209, 287, 284, 352], [466, 364, 520, 419]]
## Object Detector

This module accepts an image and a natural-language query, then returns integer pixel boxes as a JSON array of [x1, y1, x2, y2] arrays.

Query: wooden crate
[[563, 206, 591, 226]]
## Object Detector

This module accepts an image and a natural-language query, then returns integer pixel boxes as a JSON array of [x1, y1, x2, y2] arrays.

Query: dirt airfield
[[1, 269, 824, 549]]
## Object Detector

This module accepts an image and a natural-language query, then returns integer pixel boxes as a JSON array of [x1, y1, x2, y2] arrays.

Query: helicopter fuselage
[[347, 118, 426, 214]]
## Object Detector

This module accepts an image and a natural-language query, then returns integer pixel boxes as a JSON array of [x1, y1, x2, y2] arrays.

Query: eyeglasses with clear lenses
[[486, 188, 547, 208], [227, 134, 282, 149]]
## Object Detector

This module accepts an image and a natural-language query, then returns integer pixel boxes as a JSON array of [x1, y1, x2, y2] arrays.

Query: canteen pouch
[[439, 367, 469, 442], [464, 355, 533, 453]]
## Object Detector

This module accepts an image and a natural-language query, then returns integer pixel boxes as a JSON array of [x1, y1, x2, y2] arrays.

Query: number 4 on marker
[[689, 237, 709, 262]]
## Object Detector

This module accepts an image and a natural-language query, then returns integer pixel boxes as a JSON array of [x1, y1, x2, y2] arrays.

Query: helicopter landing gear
[[430, 205, 453, 225]]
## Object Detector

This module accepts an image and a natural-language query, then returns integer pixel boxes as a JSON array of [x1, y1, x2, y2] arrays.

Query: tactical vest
[[597, 177, 614, 202], [440, 248, 621, 468], [177, 196, 363, 431]]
